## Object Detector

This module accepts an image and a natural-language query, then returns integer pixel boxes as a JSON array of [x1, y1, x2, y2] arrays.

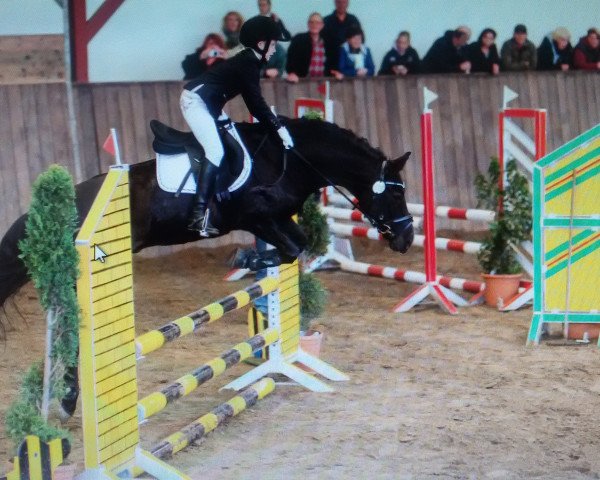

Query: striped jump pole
[[328, 221, 482, 255], [395, 88, 469, 314], [324, 193, 494, 223], [138, 329, 279, 422], [330, 250, 484, 294], [321, 205, 423, 229], [136, 277, 279, 357], [150, 378, 275, 461]]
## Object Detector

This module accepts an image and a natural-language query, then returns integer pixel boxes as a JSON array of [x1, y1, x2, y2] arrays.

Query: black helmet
[[240, 15, 291, 49]]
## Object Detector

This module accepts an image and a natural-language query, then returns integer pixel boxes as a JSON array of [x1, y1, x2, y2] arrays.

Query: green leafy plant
[[302, 110, 324, 121], [299, 196, 329, 257], [475, 158, 532, 274], [7, 165, 80, 448], [299, 271, 327, 331], [5, 363, 70, 448]]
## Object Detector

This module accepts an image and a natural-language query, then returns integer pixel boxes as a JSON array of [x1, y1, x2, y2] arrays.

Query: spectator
[[257, 0, 290, 40], [181, 33, 226, 80], [287, 13, 338, 82], [222, 11, 244, 57], [322, 0, 361, 75], [379, 31, 420, 75], [573, 28, 600, 70], [456, 25, 472, 43], [537, 27, 573, 71], [464, 28, 500, 75], [500, 24, 537, 71], [421, 29, 471, 74], [261, 42, 287, 78], [338, 26, 375, 77], [456, 25, 472, 59]]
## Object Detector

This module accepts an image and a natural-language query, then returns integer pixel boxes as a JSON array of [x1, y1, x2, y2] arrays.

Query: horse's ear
[[388, 152, 411, 174]]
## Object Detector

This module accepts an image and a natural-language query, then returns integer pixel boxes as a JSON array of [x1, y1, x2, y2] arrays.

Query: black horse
[[1, 117, 414, 307], [0, 117, 413, 416]]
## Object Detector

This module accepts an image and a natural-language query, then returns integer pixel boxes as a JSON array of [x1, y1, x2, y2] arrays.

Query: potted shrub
[[474, 158, 532, 307], [298, 195, 329, 362]]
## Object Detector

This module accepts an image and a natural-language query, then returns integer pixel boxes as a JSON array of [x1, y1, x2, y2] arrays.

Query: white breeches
[[180, 88, 224, 167]]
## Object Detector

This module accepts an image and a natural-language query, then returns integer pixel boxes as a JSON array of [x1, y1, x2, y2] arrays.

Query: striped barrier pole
[[138, 329, 279, 421], [321, 205, 423, 229], [136, 277, 279, 357], [150, 378, 275, 460], [324, 193, 495, 223], [328, 221, 482, 255], [331, 251, 483, 294]]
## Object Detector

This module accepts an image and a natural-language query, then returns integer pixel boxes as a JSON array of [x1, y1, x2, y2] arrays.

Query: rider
[[181, 15, 294, 237]]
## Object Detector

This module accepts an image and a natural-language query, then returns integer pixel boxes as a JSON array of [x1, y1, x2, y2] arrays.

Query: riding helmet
[[239, 15, 291, 50]]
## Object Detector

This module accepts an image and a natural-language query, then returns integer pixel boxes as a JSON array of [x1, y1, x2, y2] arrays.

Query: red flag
[[102, 132, 116, 156], [317, 82, 327, 97]]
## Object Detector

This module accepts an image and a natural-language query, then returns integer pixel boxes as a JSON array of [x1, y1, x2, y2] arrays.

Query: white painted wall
[[1, 0, 598, 82]]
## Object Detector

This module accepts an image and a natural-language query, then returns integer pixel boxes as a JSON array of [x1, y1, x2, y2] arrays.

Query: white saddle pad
[[156, 125, 252, 195]]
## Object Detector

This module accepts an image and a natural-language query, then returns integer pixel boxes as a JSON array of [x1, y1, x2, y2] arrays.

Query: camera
[[208, 49, 220, 58]]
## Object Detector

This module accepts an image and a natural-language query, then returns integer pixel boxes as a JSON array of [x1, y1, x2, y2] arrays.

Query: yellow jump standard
[[76, 166, 347, 479]]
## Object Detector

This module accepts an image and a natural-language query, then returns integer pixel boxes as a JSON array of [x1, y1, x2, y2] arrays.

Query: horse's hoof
[[228, 248, 254, 268], [198, 228, 220, 238]]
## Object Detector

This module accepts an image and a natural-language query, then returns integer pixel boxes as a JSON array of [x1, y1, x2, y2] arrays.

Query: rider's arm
[[240, 68, 281, 131]]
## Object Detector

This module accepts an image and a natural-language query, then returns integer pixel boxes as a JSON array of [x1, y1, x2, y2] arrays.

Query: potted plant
[[474, 158, 532, 307], [298, 195, 329, 363]]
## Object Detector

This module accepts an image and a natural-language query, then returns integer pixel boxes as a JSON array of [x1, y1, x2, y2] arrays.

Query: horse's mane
[[238, 118, 387, 163], [288, 118, 388, 162]]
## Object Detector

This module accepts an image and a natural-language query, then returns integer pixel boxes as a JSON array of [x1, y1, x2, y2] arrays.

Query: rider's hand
[[277, 126, 294, 149]]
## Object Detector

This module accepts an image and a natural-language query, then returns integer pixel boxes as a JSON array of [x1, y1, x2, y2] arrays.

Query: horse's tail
[[0, 214, 29, 309]]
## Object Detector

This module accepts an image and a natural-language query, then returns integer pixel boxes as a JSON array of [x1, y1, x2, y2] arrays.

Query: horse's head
[[367, 152, 414, 253]]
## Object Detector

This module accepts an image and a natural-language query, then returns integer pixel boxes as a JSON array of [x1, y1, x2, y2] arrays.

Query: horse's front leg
[[278, 217, 308, 253], [251, 219, 302, 263], [229, 218, 303, 271]]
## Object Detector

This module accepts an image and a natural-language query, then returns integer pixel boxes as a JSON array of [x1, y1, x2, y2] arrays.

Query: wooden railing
[[1, 72, 599, 238]]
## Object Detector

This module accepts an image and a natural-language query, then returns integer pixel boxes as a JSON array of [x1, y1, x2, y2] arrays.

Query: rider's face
[[258, 40, 277, 60]]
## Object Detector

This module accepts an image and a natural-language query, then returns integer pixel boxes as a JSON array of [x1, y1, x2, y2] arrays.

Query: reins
[[251, 132, 287, 187]]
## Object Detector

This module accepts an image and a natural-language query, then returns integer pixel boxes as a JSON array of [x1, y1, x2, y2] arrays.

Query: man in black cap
[[501, 24, 537, 70]]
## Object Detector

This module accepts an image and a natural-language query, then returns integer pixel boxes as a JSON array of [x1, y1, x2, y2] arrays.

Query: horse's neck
[[307, 146, 379, 206]]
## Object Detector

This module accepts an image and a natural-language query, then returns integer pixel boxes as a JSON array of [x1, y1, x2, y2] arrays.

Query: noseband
[[368, 161, 413, 240]]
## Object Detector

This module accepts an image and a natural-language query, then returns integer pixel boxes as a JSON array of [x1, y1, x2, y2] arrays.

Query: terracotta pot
[[565, 323, 600, 341], [298, 330, 323, 372], [481, 273, 522, 308]]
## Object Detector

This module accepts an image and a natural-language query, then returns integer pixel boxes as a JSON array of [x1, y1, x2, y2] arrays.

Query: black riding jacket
[[184, 48, 281, 132]]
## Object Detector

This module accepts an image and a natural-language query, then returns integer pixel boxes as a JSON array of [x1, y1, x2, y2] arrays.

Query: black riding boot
[[188, 160, 220, 237]]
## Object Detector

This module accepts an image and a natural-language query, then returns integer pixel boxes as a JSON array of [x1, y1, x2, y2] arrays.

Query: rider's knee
[[205, 144, 224, 167]]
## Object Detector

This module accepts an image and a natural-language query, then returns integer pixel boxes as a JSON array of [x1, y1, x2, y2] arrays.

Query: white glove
[[277, 126, 294, 150]]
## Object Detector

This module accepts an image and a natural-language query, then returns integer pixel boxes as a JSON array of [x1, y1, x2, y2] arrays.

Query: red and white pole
[[421, 109, 437, 283], [394, 88, 468, 315]]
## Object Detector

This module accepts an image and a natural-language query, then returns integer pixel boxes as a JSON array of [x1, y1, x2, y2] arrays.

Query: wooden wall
[[0, 35, 64, 84], [1, 72, 599, 238]]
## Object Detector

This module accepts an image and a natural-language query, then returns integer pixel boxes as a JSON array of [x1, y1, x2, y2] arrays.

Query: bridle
[[288, 148, 413, 239], [367, 160, 413, 240]]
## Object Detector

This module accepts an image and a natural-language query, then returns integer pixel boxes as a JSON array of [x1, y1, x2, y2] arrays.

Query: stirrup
[[198, 208, 219, 238]]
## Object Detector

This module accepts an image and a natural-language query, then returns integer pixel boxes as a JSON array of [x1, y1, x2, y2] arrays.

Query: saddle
[[150, 119, 249, 198]]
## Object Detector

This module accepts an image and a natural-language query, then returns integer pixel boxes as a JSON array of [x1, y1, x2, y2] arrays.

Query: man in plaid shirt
[[287, 13, 341, 82]]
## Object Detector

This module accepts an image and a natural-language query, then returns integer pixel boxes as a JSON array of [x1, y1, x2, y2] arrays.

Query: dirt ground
[[1, 234, 599, 480]]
